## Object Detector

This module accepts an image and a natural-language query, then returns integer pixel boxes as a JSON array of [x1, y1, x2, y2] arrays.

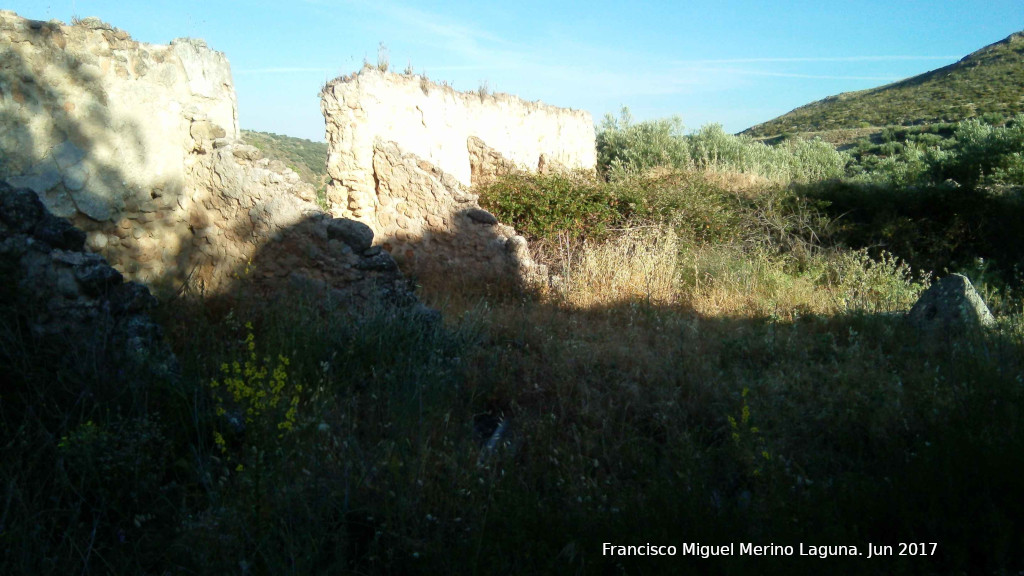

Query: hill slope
[[743, 31, 1024, 138], [240, 130, 328, 187]]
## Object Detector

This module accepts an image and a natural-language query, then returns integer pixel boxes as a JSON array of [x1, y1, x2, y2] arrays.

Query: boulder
[[907, 274, 996, 333], [466, 208, 498, 225]]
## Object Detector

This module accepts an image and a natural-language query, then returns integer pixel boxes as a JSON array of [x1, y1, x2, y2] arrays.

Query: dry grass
[[551, 228, 682, 308], [528, 222, 924, 321]]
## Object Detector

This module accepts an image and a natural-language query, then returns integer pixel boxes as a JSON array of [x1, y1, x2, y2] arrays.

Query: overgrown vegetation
[[808, 114, 1024, 304], [581, 107, 1024, 301], [597, 108, 847, 182], [843, 114, 1024, 189]]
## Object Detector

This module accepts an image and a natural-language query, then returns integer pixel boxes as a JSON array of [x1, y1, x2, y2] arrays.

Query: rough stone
[[325, 218, 374, 252], [232, 144, 261, 161], [70, 185, 115, 222], [190, 119, 227, 141], [52, 140, 86, 170], [0, 11, 430, 316], [320, 70, 580, 285], [0, 181, 174, 373], [62, 163, 90, 191], [354, 250, 399, 272], [6, 162, 62, 195], [466, 208, 498, 225], [468, 135, 518, 187], [86, 231, 109, 251], [357, 140, 547, 283], [907, 274, 997, 333]]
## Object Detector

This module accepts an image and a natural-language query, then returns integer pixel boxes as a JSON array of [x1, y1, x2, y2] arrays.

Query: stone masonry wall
[[371, 140, 536, 279], [0, 12, 240, 287], [0, 12, 416, 304], [0, 13, 237, 221], [320, 69, 595, 281]]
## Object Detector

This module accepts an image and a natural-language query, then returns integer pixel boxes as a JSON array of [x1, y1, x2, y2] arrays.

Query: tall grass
[[6, 227, 1023, 575]]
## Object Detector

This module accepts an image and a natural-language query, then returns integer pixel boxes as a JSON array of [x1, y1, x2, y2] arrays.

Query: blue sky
[[10, 1, 1024, 142]]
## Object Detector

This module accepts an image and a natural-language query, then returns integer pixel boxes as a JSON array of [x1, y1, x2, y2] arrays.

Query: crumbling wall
[[371, 140, 536, 279], [0, 13, 237, 221], [320, 69, 594, 281], [0, 12, 241, 286], [0, 12, 410, 303]]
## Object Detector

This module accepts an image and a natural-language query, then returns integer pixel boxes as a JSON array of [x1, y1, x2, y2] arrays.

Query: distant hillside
[[240, 130, 328, 187], [744, 31, 1024, 139]]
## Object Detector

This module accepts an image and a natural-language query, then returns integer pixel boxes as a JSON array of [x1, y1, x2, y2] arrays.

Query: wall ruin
[[2, 11, 598, 298], [0, 11, 418, 305], [321, 69, 596, 281]]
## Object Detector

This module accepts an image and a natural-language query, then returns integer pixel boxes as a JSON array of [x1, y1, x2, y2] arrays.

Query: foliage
[[595, 107, 848, 182], [804, 179, 1024, 311], [6, 57, 1024, 574], [478, 171, 626, 242], [209, 320, 300, 454], [932, 115, 1024, 188], [689, 123, 848, 181], [376, 41, 390, 72], [844, 114, 1024, 189], [4, 185, 1023, 575], [596, 108, 690, 180], [480, 169, 830, 257]]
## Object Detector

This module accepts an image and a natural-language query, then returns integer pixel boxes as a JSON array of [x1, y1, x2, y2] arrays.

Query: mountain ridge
[[743, 30, 1024, 139]]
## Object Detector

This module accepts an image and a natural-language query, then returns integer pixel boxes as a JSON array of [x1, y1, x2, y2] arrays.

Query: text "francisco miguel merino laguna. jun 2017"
[[602, 542, 938, 559]]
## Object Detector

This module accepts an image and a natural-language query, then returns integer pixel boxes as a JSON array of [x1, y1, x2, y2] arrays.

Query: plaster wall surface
[[0, 12, 238, 226], [322, 69, 595, 196]]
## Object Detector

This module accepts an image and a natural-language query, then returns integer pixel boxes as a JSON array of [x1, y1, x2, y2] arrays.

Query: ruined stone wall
[[0, 12, 410, 302], [0, 12, 241, 286], [321, 69, 594, 281], [0, 13, 237, 220], [369, 140, 537, 279]]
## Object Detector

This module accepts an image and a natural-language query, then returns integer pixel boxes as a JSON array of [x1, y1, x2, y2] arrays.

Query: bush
[[595, 108, 849, 183], [933, 114, 1024, 187], [478, 171, 626, 243], [596, 108, 690, 180], [847, 114, 1024, 189]]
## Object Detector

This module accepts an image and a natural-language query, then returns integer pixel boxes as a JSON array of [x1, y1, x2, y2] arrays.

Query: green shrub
[[595, 108, 849, 183], [818, 249, 930, 313], [478, 171, 625, 242], [596, 108, 690, 180], [846, 114, 1024, 189], [933, 114, 1024, 187]]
